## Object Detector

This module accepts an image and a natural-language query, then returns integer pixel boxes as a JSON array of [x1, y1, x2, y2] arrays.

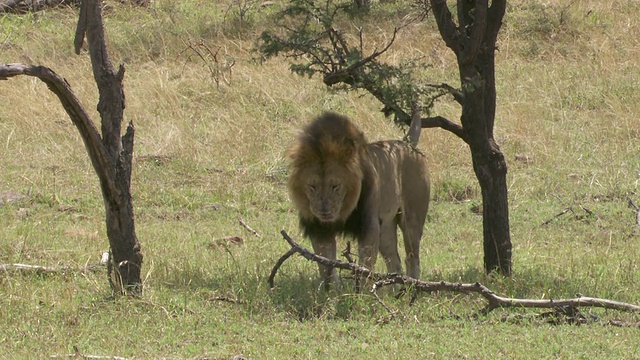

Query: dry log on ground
[[271, 230, 640, 318], [0, 262, 105, 275]]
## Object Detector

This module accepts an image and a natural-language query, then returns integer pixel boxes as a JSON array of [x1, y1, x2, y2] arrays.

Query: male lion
[[287, 112, 430, 288]]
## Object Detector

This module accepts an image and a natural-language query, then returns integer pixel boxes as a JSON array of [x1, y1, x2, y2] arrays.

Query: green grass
[[1, 0, 640, 358]]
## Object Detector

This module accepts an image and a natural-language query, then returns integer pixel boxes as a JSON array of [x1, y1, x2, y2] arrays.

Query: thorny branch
[[177, 39, 235, 88], [271, 231, 640, 320], [258, 0, 467, 140]]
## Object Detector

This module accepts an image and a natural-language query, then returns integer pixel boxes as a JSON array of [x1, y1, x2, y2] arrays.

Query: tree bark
[[75, 0, 143, 294], [432, 0, 511, 275]]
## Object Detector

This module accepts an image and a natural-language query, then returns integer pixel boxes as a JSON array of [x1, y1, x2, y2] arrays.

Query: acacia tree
[[0, 0, 143, 293], [259, 0, 511, 275]]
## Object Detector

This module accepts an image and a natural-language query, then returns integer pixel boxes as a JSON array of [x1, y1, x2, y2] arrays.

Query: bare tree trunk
[[75, 0, 143, 294], [432, 0, 512, 275], [459, 50, 512, 275]]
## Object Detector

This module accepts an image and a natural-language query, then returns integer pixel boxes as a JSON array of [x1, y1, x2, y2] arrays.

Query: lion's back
[[366, 141, 430, 220]]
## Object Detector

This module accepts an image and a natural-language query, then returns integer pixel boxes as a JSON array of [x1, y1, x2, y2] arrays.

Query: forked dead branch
[[270, 230, 640, 319], [0, 0, 143, 295]]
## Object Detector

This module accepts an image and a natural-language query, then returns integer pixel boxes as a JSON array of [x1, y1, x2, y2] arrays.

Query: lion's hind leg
[[399, 212, 425, 279]]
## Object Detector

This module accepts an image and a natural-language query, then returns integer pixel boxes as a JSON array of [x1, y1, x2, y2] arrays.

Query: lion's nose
[[320, 202, 331, 215]]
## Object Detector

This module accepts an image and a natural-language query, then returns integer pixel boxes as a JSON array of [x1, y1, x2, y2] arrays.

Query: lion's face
[[296, 160, 360, 223], [287, 113, 366, 225]]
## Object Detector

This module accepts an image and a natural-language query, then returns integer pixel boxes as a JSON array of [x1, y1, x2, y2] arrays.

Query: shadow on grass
[[153, 257, 389, 321], [149, 252, 624, 322]]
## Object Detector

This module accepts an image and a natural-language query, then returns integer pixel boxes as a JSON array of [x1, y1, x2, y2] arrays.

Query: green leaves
[[257, 0, 448, 127]]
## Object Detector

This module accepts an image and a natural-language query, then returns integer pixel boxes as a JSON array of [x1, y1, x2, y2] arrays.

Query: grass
[[1, 0, 640, 358]]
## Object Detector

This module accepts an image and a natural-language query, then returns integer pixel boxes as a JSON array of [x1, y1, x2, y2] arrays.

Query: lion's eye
[[307, 185, 317, 193], [331, 184, 341, 192]]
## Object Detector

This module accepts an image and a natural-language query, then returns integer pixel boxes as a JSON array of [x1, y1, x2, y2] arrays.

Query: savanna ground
[[1, 0, 639, 358]]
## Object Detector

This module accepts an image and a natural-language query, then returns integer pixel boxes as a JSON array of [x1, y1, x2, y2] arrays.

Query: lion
[[287, 112, 430, 288]]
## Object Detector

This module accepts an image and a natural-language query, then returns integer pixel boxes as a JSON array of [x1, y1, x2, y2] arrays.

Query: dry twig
[[239, 217, 261, 237], [541, 207, 573, 226]]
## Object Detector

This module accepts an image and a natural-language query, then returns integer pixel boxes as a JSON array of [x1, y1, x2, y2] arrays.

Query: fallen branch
[[541, 207, 573, 226], [0, 262, 105, 275], [268, 247, 298, 289], [541, 205, 598, 227], [271, 231, 380, 283], [371, 274, 640, 316], [50, 345, 127, 359], [209, 295, 245, 305], [272, 230, 640, 318], [50, 354, 127, 360]]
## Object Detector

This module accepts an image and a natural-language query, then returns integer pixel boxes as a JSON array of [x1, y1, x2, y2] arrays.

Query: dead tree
[[0, 0, 143, 294]]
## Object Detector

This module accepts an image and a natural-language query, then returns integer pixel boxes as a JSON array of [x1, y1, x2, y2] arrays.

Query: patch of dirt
[[0, 190, 27, 205]]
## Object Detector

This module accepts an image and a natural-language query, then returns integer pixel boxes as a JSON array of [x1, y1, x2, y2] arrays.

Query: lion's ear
[[287, 140, 319, 168], [286, 143, 300, 161], [337, 138, 358, 162]]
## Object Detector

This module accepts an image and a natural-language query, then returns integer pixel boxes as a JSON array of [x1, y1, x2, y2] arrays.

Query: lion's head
[[287, 113, 366, 224]]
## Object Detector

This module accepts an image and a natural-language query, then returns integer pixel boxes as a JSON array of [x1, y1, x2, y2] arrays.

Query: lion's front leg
[[310, 235, 339, 290], [357, 215, 381, 287]]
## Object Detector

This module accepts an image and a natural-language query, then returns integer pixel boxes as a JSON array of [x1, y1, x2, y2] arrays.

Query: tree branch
[[76, 0, 125, 159], [430, 0, 460, 55], [485, 0, 507, 45], [322, 28, 398, 87], [459, 0, 488, 64], [426, 82, 464, 104], [272, 231, 640, 318], [372, 274, 640, 316], [420, 116, 468, 143], [0, 63, 117, 198], [269, 230, 380, 290]]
